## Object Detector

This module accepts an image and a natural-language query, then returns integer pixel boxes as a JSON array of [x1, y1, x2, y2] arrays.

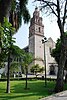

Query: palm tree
[[0, 0, 30, 24], [22, 52, 33, 89], [9, 0, 30, 31]]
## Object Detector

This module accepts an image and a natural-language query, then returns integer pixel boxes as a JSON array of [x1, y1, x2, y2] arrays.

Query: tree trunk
[[54, 10, 67, 92], [6, 31, 12, 93], [0, 0, 12, 23], [6, 51, 10, 93], [55, 41, 66, 93], [25, 67, 28, 89]]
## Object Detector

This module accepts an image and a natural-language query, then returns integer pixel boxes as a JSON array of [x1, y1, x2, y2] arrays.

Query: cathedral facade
[[24, 7, 58, 75]]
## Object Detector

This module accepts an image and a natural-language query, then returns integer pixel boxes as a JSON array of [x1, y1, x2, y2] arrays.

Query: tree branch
[[63, 1, 67, 26], [35, 0, 58, 17], [35, 0, 57, 7], [56, 0, 62, 30], [46, 1, 58, 17]]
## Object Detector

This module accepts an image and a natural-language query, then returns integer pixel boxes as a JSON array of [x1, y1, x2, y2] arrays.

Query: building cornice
[[29, 34, 44, 38]]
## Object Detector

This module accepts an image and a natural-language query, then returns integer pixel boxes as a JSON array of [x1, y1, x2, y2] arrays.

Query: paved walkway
[[40, 90, 67, 100]]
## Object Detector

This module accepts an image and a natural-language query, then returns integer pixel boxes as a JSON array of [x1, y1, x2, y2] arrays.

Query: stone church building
[[0, 7, 58, 76], [24, 7, 58, 75]]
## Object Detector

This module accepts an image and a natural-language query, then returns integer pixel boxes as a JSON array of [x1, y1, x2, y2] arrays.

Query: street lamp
[[42, 37, 47, 87]]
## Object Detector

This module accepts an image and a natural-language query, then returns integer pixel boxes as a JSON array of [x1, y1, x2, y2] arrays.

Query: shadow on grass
[[0, 80, 56, 100], [11, 80, 55, 96], [0, 93, 39, 100]]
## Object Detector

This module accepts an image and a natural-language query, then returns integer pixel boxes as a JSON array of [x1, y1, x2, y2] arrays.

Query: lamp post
[[42, 37, 47, 87]]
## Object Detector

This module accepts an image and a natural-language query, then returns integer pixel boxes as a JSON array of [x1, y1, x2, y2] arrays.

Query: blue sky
[[13, 0, 60, 49]]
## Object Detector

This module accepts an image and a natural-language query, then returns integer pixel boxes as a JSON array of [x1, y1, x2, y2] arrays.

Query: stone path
[[40, 90, 67, 100]]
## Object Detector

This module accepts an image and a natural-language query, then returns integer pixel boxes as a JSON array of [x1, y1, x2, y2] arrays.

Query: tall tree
[[35, 0, 67, 92], [51, 32, 67, 82], [0, 18, 15, 93], [0, 0, 30, 93]]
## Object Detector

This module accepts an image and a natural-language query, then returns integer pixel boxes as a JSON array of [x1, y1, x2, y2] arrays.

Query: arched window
[[39, 27, 40, 32], [49, 65, 55, 75], [49, 47, 52, 54]]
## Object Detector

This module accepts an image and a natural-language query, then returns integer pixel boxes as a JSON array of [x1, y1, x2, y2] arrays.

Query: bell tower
[[29, 7, 44, 67]]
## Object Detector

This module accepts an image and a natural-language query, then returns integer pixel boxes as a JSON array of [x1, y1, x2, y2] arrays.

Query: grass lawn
[[0, 80, 67, 100]]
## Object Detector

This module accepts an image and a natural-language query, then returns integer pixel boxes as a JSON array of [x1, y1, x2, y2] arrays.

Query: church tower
[[29, 7, 44, 67]]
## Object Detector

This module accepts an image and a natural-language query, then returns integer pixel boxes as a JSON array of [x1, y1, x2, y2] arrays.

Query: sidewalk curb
[[40, 90, 67, 100]]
